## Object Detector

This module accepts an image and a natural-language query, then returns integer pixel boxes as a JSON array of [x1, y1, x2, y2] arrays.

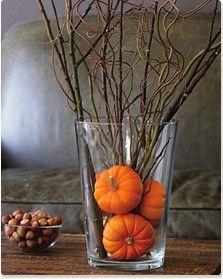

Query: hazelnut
[[26, 239, 38, 248], [31, 215, 40, 222], [18, 240, 27, 249], [12, 209, 23, 217], [31, 221, 39, 229], [38, 236, 49, 246], [42, 228, 52, 236], [20, 219, 31, 226], [37, 210, 48, 219], [8, 219, 18, 226], [23, 213, 31, 220], [53, 216, 62, 225], [47, 218, 54, 226], [12, 231, 21, 242], [5, 226, 15, 237], [15, 213, 23, 222], [38, 218, 48, 226], [16, 226, 27, 237], [25, 230, 36, 240], [2, 215, 11, 224]]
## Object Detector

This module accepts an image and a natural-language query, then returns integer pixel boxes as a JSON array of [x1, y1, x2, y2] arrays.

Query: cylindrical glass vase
[[75, 119, 177, 271]]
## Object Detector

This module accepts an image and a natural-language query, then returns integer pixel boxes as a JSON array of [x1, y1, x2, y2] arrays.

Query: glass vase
[[75, 119, 177, 271]]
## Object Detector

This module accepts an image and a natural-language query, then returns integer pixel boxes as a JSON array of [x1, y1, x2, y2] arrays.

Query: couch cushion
[[171, 169, 220, 208], [2, 168, 220, 239], [2, 168, 82, 203]]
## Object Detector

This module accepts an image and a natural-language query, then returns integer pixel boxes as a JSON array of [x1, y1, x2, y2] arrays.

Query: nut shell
[[31, 215, 39, 222], [25, 230, 36, 240], [12, 210, 23, 217], [16, 226, 27, 237], [31, 221, 39, 229], [38, 236, 49, 245], [12, 231, 21, 243], [47, 218, 54, 226], [42, 228, 52, 236], [23, 213, 31, 220], [15, 214, 23, 222], [20, 219, 31, 226], [38, 218, 48, 226], [26, 239, 38, 248], [53, 216, 62, 225], [8, 219, 18, 226], [5, 226, 15, 237], [18, 240, 27, 249], [37, 210, 48, 219], [2, 215, 11, 224]]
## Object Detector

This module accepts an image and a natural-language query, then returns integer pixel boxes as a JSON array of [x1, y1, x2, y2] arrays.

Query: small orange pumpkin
[[103, 213, 155, 260], [94, 165, 143, 214], [138, 178, 165, 224]]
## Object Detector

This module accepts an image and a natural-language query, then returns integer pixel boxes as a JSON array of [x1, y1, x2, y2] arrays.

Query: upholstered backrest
[[2, 15, 220, 170]]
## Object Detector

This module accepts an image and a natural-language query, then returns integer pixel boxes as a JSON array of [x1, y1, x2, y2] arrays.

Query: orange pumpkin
[[94, 165, 143, 214], [138, 178, 165, 224], [103, 213, 155, 260]]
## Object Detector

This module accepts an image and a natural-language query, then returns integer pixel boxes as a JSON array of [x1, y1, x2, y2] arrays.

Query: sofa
[[2, 14, 220, 239]]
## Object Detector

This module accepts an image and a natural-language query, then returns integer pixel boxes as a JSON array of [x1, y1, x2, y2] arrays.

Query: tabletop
[[1, 234, 221, 275]]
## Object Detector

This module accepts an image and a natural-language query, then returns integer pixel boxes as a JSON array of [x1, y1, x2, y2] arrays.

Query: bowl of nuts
[[2, 209, 62, 252]]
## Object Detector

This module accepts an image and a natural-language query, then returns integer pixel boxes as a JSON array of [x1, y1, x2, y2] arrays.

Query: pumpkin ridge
[[122, 214, 134, 236], [136, 236, 155, 246], [132, 214, 139, 237], [97, 193, 111, 205], [132, 216, 153, 237], [118, 166, 141, 182], [115, 192, 137, 213], [103, 236, 122, 242], [103, 238, 123, 253], [94, 187, 111, 200], [108, 221, 126, 238], [112, 242, 128, 259], [126, 245, 137, 259], [114, 165, 128, 180], [119, 178, 143, 193], [118, 186, 141, 197], [109, 192, 125, 214], [122, 215, 130, 236], [132, 224, 146, 238], [134, 225, 153, 239], [116, 174, 139, 184], [103, 225, 123, 241], [133, 243, 145, 257], [131, 243, 139, 257], [135, 238, 154, 250], [116, 166, 136, 182]]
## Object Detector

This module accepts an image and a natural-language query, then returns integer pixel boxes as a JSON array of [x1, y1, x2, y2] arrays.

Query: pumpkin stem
[[109, 176, 119, 191], [125, 237, 133, 245]]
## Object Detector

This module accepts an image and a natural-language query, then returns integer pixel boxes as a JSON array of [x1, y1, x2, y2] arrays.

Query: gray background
[[1, 0, 220, 39]]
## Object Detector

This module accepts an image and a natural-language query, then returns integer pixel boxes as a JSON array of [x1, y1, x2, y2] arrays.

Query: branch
[[163, 46, 220, 122], [36, 0, 77, 108]]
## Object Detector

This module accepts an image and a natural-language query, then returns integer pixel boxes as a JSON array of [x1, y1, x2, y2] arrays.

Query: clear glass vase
[[75, 119, 177, 271]]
